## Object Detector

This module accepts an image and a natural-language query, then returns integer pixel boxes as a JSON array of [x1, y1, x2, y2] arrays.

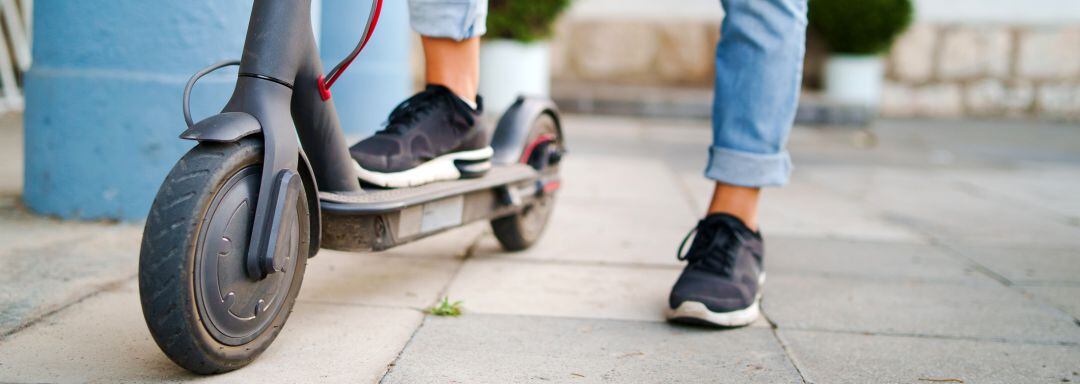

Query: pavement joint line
[[1011, 280, 1080, 287], [887, 217, 1080, 327], [777, 325, 1080, 347], [929, 236, 1080, 325], [769, 326, 811, 384], [376, 227, 486, 384], [1, 275, 135, 340], [759, 306, 812, 383], [952, 178, 1078, 224]]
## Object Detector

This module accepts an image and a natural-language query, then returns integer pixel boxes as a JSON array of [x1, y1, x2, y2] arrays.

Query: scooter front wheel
[[138, 138, 309, 374]]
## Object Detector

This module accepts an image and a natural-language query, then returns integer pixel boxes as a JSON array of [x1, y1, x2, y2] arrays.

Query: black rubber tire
[[138, 138, 309, 374], [491, 113, 560, 251]]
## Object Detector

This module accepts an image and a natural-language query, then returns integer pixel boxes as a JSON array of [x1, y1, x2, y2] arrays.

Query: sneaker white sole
[[667, 273, 766, 327], [353, 147, 494, 188]]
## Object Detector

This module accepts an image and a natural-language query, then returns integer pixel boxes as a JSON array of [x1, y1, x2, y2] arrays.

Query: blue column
[[23, 1, 253, 220], [320, 0, 412, 140]]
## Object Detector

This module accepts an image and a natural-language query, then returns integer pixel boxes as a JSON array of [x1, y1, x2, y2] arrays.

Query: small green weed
[[427, 297, 463, 317]]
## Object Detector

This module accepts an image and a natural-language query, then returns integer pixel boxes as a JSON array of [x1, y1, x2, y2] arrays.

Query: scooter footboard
[[318, 164, 543, 251]]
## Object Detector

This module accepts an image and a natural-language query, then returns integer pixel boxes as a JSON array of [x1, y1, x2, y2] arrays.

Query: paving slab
[[0, 225, 141, 335], [678, 171, 926, 243], [471, 198, 694, 267], [951, 166, 1080, 219], [764, 236, 977, 282], [559, 154, 690, 207], [951, 245, 1080, 284], [299, 250, 462, 309], [1020, 285, 1080, 320], [0, 282, 423, 383], [763, 273, 1080, 344], [830, 168, 1080, 248], [778, 329, 1080, 384], [383, 314, 802, 384], [445, 258, 682, 322]]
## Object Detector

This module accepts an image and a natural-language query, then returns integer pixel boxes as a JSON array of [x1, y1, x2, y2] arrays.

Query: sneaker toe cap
[[669, 271, 756, 313]]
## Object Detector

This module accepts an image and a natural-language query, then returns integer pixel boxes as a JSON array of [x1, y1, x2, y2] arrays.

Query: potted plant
[[480, 0, 571, 115], [809, 0, 913, 108]]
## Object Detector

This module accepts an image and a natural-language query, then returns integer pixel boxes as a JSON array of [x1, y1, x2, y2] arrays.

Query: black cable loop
[[183, 60, 240, 128]]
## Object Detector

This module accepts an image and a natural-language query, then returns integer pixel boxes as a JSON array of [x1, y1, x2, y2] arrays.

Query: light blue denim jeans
[[409, 0, 807, 187], [407, 0, 488, 41], [709, 0, 807, 187]]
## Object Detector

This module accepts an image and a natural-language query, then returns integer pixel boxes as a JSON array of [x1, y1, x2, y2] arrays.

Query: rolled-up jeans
[[708, 0, 807, 187], [407, 0, 488, 41], [408, 0, 807, 187]]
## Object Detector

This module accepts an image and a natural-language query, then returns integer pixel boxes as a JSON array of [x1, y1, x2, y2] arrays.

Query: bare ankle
[[706, 182, 761, 231]]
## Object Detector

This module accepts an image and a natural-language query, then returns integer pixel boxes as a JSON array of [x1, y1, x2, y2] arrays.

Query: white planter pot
[[480, 39, 550, 116], [824, 54, 885, 108]]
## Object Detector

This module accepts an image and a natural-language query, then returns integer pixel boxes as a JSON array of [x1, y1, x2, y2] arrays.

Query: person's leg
[[707, 0, 807, 225], [409, 0, 488, 102], [350, 0, 490, 188], [421, 36, 480, 104], [668, 0, 807, 327]]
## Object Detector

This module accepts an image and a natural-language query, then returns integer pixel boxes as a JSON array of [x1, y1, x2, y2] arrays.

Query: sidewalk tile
[[471, 198, 693, 266], [778, 329, 1080, 384], [445, 259, 680, 322], [384, 314, 802, 384], [1020, 285, 1080, 320], [299, 250, 462, 309], [833, 168, 1080, 248], [0, 226, 140, 335], [559, 154, 689, 206], [952, 245, 1080, 284], [678, 172, 926, 243], [763, 274, 1080, 344], [0, 283, 422, 383], [765, 237, 976, 282]]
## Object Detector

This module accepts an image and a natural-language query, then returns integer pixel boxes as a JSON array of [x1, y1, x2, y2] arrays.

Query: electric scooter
[[138, 0, 563, 374]]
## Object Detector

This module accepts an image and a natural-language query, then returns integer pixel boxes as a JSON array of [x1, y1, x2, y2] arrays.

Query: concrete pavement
[[0, 114, 1078, 383]]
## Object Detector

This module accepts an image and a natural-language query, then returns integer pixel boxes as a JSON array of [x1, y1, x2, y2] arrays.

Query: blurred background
[[1, 1, 1078, 382]]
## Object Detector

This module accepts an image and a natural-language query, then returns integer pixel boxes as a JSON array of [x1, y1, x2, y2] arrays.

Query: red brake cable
[[318, 0, 383, 101]]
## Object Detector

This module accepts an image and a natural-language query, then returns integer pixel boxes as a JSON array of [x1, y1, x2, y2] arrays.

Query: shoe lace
[[379, 87, 475, 136], [676, 220, 739, 276]]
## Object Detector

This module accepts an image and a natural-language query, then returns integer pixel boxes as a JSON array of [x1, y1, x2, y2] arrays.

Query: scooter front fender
[[179, 112, 262, 143], [491, 96, 564, 166]]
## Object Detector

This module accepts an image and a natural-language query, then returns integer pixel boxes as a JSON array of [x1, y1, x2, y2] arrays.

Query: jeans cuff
[[409, 1, 487, 41], [704, 146, 792, 187]]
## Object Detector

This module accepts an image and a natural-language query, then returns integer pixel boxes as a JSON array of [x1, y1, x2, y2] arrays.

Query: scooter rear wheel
[[491, 113, 562, 251], [138, 138, 308, 374]]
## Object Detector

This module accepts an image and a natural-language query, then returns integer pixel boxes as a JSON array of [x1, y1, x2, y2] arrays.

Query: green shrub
[[486, 0, 572, 43], [809, 0, 914, 55]]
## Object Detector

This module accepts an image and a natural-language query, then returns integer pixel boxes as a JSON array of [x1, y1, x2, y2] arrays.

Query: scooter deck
[[317, 164, 542, 251]]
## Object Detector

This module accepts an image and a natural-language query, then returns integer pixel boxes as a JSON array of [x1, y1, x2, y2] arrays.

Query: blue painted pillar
[[23, 1, 254, 220], [320, 0, 412, 140]]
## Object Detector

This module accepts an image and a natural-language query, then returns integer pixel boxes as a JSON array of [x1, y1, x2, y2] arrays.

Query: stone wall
[[882, 24, 1079, 120], [548, 19, 1080, 121]]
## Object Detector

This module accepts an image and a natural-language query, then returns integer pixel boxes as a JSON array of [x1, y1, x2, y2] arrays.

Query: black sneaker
[[350, 84, 492, 188], [667, 213, 765, 327]]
